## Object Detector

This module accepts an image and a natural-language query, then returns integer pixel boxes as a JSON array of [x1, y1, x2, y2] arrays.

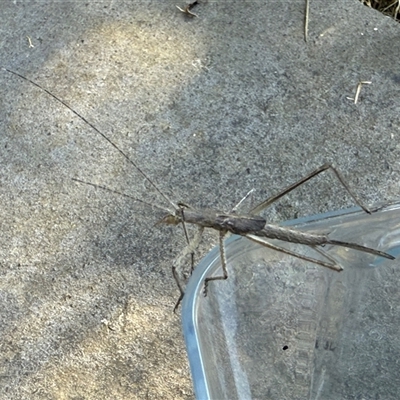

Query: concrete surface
[[1, 0, 400, 399]]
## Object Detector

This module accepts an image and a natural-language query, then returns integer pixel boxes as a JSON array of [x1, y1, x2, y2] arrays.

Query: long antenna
[[3, 67, 178, 211], [72, 178, 171, 213]]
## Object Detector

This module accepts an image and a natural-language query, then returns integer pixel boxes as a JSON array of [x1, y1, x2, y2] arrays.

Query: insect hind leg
[[250, 163, 372, 215]]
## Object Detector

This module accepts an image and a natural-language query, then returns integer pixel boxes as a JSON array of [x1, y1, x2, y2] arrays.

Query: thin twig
[[26, 36, 34, 48], [354, 81, 372, 104], [304, 0, 310, 42], [176, 1, 199, 17]]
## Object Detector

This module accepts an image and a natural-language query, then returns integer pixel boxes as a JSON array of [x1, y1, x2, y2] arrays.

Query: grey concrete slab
[[1, 0, 399, 398]]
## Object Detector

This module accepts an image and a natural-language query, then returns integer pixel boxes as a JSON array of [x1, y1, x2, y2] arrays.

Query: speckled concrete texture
[[1, 1, 400, 398]]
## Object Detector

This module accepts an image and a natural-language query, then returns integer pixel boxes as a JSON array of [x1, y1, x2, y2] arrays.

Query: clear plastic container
[[181, 203, 400, 400]]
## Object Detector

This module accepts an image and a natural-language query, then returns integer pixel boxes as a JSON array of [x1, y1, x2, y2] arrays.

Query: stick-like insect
[[4, 68, 395, 312]]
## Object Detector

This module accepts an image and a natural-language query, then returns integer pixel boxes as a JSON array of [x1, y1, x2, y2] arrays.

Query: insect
[[4, 67, 395, 312]]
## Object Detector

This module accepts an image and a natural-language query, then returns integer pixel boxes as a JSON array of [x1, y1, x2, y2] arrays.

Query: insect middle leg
[[230, 189, 255, 213], [202, 232, 344, 299], [203, 230, 229, 296]]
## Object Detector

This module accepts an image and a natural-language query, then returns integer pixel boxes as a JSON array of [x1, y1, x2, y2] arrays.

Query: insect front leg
[[172, 266, 186, 313], [172, 226, 205, 312]]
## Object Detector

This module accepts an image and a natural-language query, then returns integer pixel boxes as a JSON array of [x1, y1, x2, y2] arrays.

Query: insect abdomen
[[215, 214, 266, 234]]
